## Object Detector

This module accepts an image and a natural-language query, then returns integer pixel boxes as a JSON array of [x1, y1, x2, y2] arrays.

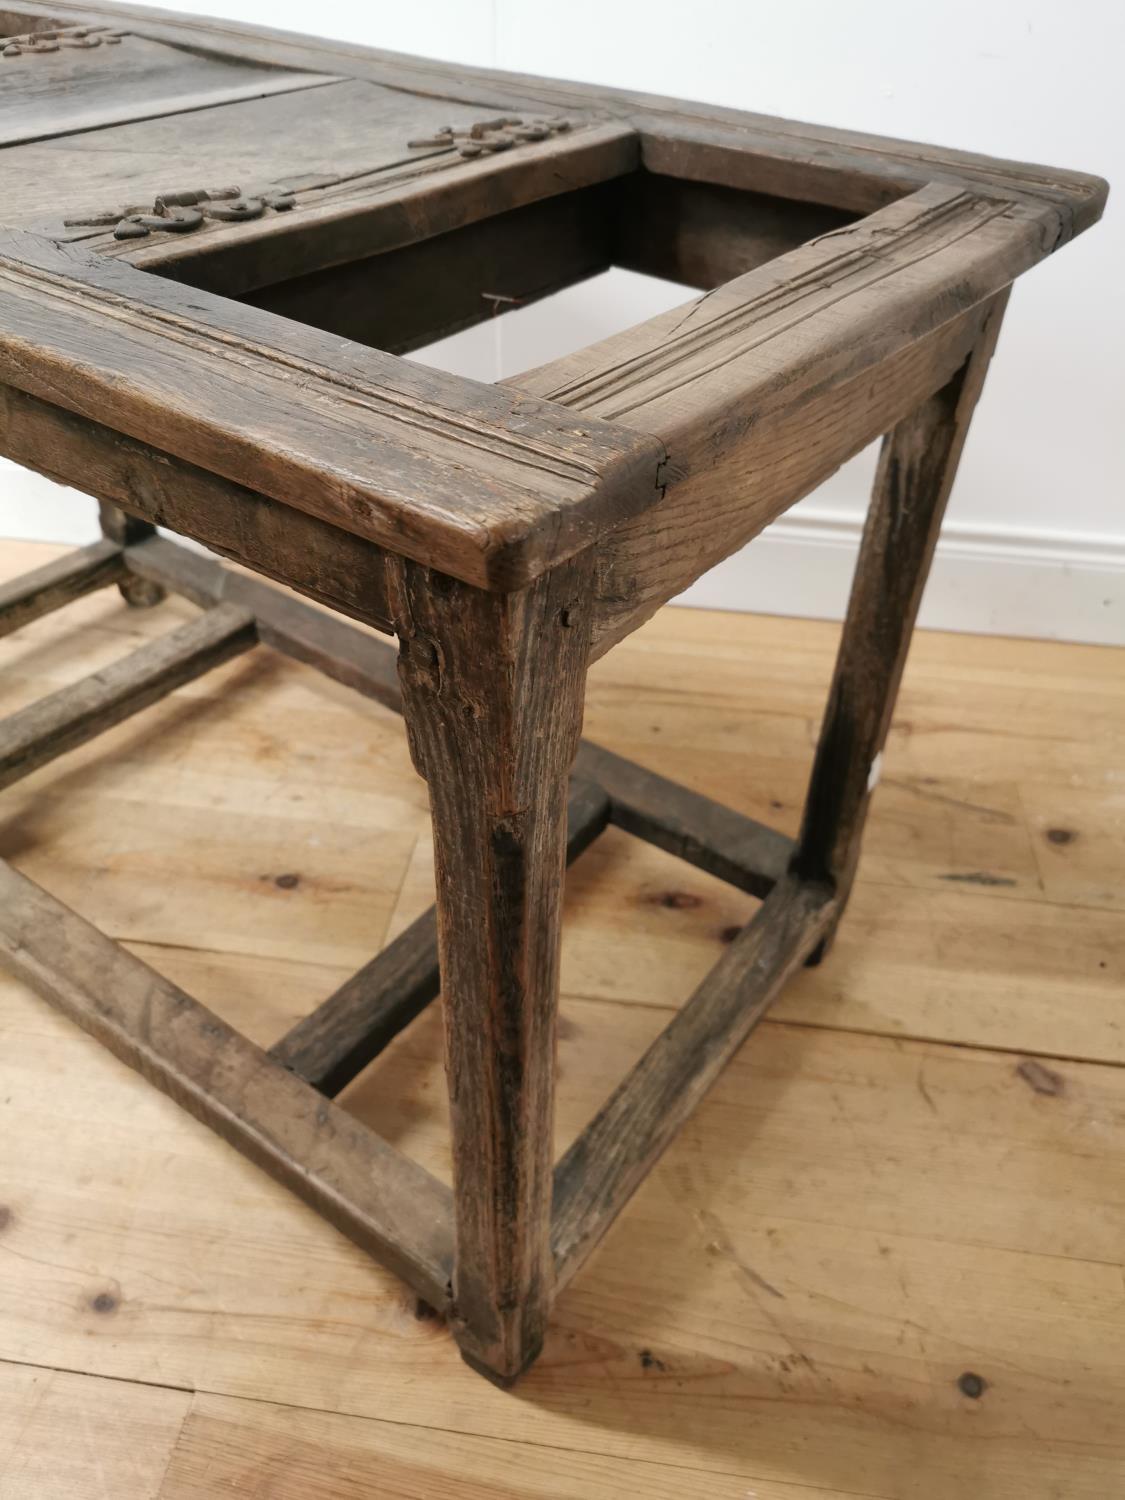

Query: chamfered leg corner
[[388, 551, 593, 1381], [457, 1335, 546, 1388], [792, 290, 1011, 966]]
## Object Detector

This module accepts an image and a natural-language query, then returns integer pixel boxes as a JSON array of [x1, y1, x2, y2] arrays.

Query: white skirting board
[[1, 463, 102, 547], [675, 509, 1125, 647], [2, 462, 1122, 647]]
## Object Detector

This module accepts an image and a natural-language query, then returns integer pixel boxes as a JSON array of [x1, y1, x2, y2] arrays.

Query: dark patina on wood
[[0, 0, 1106, 1383]]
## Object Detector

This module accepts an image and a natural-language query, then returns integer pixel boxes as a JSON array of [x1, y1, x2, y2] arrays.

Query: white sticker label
[[867, 751, 884, 793]]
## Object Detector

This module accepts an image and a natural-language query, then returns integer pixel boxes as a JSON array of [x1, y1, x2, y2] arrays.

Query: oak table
[[0, 1, 1107, 1383]]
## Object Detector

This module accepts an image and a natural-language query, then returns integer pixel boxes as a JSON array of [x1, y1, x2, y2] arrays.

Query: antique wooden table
[[0, 2, 1107, 1382]]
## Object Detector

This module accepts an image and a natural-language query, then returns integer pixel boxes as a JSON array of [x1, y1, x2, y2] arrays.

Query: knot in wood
[[401, 634, 442, 678], [490, 818, 526, 860]]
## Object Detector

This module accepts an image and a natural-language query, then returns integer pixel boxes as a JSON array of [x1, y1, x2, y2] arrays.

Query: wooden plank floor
[[0, 537, 1122, 1500]]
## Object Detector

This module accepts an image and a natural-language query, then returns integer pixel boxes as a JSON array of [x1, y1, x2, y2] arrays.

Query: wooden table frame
[[0, 0, 1106, 1381]]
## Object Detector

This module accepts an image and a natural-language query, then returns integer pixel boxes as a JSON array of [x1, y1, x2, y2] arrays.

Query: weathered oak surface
[[0, 537, 123, 637], [574, 739, 793, 897], [0, 853, 455, 1307], [125, 534, 405, 703], [2, 544, 1122, 1496], [0, 382, 398, 630], [270, 777, 611, 1097], [796, 294, 1010, 906], [0, 24, 330, 149], [508, 189, 1038, 648], [552, 875, 836, 1288], [391, 555, 593, 1377], [0, 602, 256, 791], [0, 0, 1107, 1390], [0, 229, 665, 591], [0, 0, 1108, 606], [7, 0, 1107, 234]]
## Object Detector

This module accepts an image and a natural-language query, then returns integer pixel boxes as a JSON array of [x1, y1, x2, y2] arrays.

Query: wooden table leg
[[794, 291, 1010, 956], [389, 554, 593, 1381], [97, 502, 166, 608]]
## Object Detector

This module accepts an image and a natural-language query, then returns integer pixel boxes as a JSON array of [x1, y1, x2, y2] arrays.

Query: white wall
[[4, 0, 1122, 641]]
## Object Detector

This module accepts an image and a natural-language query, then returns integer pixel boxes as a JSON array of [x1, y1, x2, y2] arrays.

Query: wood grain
[[3, 78, 604, 244], [0, 541, 1123, 1497], [12, 0, 1105, 237], [124, 534, 404, 702], [158, 1389, 851, 1500], [0, 27, 331, 149], [267, 725, 798, 1100], [0, 2, 1106, 622], [0, 536, 123, 637], [508, 185, 1044, 648], [796, 294, 1008, 909], [511, 184, 1030, 425], [0, 229, 665, 590], [97, 500, 165, 607], [105, 119, 639, 300], [0, 856, 455, 1306], [0, 382, 398, 630], [0, 602, 257, 790], [553, 874, 836, 1289], [575, 738, 793, 897], [270, 777, 611, 1098], [0, 0, 1111, 1445], [0, 1363, 189, 1500], [391, 555, 594, 1377]]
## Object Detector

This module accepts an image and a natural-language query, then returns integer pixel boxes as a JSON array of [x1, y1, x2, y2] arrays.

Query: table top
[[0, 1, 1108, 591]]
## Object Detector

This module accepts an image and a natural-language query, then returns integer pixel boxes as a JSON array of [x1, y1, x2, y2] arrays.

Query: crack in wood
[[536, 190, 1011, 416], [0, 253, 619, 490]]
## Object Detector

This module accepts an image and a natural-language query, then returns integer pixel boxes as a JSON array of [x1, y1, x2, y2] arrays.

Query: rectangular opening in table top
[[237, 172, 858, 368]]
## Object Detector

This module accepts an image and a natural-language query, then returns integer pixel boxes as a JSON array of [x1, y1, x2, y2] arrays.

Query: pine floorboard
[[1, 538, 1121, 1499]]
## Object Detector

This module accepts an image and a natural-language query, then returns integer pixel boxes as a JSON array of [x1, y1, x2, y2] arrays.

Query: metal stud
[[133, 208, 205, 233], [205, 196, 267, 222], [0, 23, 130, 57], [62, 210, 123, 227], [407, 112, 578, 162], [71, 178, 299, 242]]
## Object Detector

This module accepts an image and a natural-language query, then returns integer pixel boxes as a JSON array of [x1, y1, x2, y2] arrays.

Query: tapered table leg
[[389, 554, 592, 1380], [98, 501, 165, 607], [794, 292, 1010, 951]]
